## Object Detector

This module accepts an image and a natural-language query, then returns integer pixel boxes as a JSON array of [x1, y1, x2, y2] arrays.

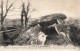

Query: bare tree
[[25, 0, 30, 30], [0, 0, 14, 31], [21, 3, 25, 29], [21, 0, 35, 30]]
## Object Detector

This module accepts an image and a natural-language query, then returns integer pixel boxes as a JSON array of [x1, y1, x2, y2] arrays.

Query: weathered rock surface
[[39, 13, 67, 22], [14, 13, 69, 45]]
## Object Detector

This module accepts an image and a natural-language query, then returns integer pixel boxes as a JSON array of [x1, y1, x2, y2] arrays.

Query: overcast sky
[[0, 0, 80, 19]]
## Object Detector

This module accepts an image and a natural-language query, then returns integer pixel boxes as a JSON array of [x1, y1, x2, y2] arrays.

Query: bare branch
[[32, 9, 36, 12], [4, 0, 15, 18], [1, 0, 3, 17], [7, 2, 14, 11], [8, 7, 15, 12], [6, 0, 8, 11], [28, 14, 31, 18], [26, 0, 30, 17], [29, 8, 36, 13]]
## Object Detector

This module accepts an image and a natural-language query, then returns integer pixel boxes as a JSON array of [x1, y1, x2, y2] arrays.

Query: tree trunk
[[25, 12, 28, 30], [1, 0, 4, 31], [21, 14, 24, 29], [1, 19, 4, 31]]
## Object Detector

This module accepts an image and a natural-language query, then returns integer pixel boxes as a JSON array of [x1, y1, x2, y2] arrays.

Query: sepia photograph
[[0, 0, 80, 50]]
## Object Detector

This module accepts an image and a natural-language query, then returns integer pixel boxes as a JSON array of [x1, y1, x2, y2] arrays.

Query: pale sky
[[0, 0, 80, 19]]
